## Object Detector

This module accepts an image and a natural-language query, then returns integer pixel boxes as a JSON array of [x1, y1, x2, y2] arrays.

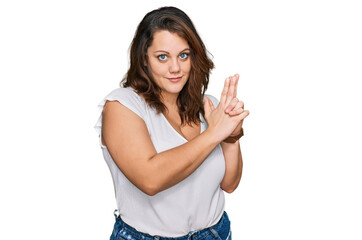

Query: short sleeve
[[94, 87, 147, 148]]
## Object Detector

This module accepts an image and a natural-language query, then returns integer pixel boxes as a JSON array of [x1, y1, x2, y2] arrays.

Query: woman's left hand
[[224, 74, 245, 137]]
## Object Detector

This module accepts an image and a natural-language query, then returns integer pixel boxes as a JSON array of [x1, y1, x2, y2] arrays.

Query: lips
[[167, 76, 182, 82]]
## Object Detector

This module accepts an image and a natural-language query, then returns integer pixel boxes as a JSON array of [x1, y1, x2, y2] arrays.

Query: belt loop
[[209, 228, 220, 239], [188, 230, 198, 240], [113, 209, 119, 219]]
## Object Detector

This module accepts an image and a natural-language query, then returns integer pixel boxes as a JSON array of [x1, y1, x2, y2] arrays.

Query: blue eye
[[157, 54, 167, 61], [179, 53, 189, 59]]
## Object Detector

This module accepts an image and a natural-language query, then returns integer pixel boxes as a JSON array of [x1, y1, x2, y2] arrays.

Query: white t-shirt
[[94, 87, 226, 237]]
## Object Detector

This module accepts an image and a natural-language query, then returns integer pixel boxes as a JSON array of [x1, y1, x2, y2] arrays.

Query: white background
[[1, 0, 361, 239]]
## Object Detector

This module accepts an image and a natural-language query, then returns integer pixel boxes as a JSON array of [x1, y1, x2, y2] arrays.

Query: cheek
[[149, 62, 166, 77], [182, 61, 191, 74]]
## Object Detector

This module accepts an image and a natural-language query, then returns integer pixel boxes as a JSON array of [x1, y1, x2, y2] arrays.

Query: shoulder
[[105, 87, 143, 102], [99, 87, 147, 120]]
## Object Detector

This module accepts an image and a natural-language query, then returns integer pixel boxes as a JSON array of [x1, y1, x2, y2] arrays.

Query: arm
[[220, 140, 243, 193], [102, 101, 220, 196], [102, 78, 247, 196], [219, 74, 248, 193]]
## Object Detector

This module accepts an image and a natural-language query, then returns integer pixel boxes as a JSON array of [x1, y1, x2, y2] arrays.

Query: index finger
[[220, 77, 230, 105], [226, 76, 236, 105], [233, 74, 239, 97]]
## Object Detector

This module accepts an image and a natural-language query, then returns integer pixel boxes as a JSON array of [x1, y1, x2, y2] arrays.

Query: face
[[146, 30, 191, 100]]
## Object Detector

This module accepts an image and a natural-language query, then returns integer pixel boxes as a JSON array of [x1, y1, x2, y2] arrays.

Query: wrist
[[223, 128, 244, 143], [221, 139, 240, 146], [203, 128, 223, 145]]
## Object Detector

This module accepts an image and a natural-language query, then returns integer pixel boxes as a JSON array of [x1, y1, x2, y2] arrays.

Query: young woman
[[95, 6, 249, 240]]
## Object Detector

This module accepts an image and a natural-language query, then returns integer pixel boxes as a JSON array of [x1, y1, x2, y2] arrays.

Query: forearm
[[220, 140, 243, 193], [147, 129, 220, 195]]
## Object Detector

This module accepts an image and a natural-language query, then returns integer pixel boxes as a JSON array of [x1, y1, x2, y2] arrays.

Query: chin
[[166, 86, 185, 94], [165, 82, 187, 93]]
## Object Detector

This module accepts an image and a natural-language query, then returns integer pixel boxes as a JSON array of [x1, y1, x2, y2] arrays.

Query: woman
[[94, 6, 249, 240]]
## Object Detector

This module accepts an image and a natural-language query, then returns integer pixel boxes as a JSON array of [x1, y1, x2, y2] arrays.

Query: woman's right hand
[[204, 76, 250, 143]]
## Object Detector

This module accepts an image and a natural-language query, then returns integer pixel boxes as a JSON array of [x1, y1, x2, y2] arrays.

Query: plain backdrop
[[1, 0, 361, 239]]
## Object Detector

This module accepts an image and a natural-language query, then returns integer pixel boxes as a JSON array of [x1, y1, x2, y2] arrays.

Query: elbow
[[135, 156, 168, 196], [140, 157, 164, 196], [138, 176, 160, 196], [222, 187, 235, 194], [220, 183, 237, 194], [142, 185, 158, 196]]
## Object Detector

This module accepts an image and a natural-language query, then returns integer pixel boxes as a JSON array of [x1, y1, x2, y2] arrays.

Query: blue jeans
[[110, 210, 232, 240]]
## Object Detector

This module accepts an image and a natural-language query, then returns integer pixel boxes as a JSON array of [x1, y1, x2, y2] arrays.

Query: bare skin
[[102, 30, 250, 196], [220, 74, 245, 193], [102, 76, 249, 196]]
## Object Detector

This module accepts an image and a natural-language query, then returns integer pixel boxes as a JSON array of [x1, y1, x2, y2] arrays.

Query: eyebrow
[[153, 48, 190, 54]]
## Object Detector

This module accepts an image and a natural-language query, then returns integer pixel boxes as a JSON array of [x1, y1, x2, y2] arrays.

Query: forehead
[[148, 30, 189, 52]]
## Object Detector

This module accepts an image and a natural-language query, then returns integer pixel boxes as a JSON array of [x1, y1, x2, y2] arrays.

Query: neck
[[161, 91, 179, 112]]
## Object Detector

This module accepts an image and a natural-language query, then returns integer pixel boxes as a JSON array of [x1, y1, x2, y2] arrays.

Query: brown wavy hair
[[120, 6, 214, 126]]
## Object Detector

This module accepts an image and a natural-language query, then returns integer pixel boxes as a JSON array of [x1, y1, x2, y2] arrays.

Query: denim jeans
[[110, 210, 232, 240]]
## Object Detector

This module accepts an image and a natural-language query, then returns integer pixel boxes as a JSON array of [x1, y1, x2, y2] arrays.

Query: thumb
[[203, 97, 214, 115]]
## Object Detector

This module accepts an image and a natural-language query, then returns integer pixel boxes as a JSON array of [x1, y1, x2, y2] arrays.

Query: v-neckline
[[160, 112, 204, 142]]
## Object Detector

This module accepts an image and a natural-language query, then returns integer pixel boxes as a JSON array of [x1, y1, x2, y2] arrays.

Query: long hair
[[121, 6, 214, 126]]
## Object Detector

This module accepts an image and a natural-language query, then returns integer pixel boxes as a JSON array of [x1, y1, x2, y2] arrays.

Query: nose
[[169, 58, 180, 73]]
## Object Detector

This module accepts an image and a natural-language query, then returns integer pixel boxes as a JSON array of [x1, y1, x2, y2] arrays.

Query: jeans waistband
[[113, 211, 230, 240]]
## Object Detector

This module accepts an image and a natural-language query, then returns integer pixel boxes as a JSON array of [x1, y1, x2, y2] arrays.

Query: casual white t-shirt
[[94, 86, 226, 237]]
